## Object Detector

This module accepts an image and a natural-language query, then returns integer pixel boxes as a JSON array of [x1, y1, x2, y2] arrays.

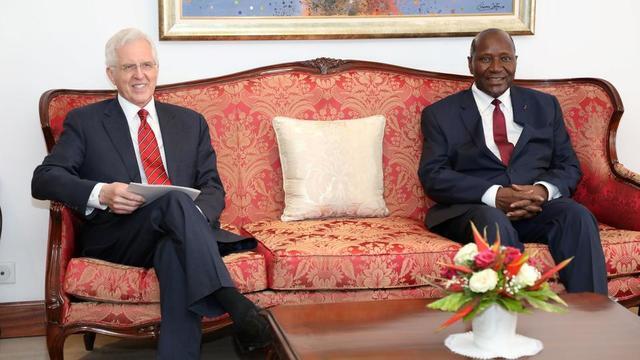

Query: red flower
[[440, 266, 457, 279], [474, 249, 496, 268], [503, 247, 522, 265], [447, 282, 464, 292]]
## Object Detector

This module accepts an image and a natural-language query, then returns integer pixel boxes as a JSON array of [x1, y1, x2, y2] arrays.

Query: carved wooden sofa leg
[[46, 325, 66, 360], [83, 332, 96, 351]]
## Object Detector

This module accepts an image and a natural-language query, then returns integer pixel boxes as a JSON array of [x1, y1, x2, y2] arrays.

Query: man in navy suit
[[32, 28, 271, 358], [418, 28, 607, 294]]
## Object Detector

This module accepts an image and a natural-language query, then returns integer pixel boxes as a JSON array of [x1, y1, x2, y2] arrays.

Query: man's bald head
[[469, 28, 516, 58]]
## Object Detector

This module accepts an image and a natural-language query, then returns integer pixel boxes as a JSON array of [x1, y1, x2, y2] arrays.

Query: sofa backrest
[[40, 58, 624, 229]]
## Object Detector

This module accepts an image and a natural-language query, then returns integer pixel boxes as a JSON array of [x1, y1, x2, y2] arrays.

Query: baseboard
[[0, 301, 46, 338]]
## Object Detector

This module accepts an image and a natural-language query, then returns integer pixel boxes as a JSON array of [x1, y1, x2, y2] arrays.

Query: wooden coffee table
[[265, 293, 640, 359]]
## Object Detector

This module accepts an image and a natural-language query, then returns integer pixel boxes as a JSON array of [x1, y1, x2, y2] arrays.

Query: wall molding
[[0, 301, 45, 338]]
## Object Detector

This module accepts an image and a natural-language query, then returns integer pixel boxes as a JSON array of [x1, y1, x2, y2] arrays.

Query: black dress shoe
[[233, 307, 273, 353]]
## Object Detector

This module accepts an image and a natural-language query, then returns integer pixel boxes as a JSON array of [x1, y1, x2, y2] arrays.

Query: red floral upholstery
[[63, 251, 267, 303], [60, 221, 264, 303], [39, 60, 640, 359], [528, 83, 640, 232], [599, 227, 640, 277], [64, 258, 160, 303], [63, 287, 443, 328], [243, 217, 459, 290], [244, 217, 639, 292], [65, 302, 230, 328], [245, 287, 446, 309], [607, 276, 640, 302], [65, 302, 161, 327], [152, 72, 472, 228], [525, 227, 640, 279], [247, 282, 565, 309]]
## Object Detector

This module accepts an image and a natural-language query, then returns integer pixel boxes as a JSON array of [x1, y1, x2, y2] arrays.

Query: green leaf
[[427, 292, 473, 312], [546, 291, 568, 306], [521, 294, 568, 313], [497, 297, 527, 313], [532, 284, 568, 306], [464, 298, 494, 320], [519, 283, 569, 308]]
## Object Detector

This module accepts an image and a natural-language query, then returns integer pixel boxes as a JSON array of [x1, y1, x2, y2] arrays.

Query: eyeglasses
[[114, 62, 157, 74]]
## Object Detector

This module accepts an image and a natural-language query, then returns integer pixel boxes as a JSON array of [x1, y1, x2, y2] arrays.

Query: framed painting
[[159, 0, 535, 40]]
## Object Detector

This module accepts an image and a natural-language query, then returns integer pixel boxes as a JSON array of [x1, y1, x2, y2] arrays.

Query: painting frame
[[159, 0, 535, 40]]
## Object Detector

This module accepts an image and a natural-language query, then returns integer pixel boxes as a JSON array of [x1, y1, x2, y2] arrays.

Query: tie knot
[[491, 99, 501, 107], [138, 109, 149, 124]]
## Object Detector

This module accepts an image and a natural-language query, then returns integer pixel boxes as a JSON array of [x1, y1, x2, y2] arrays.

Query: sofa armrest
[[45, 202, 83, 325], [574, 162, 640, 231], [613, 162, 640, 187]]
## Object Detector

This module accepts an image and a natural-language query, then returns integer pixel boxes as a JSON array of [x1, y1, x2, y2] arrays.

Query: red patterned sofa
[[39, 58, 640, 358]]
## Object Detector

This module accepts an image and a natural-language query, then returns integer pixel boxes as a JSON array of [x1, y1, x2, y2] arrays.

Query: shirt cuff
[[85, 182, 108, 215], [481, 185, 502, 208], [534, 181, 561, 201]]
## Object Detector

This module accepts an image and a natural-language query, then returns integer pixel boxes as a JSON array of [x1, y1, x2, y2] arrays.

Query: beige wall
[[1, 0, 639, 301]]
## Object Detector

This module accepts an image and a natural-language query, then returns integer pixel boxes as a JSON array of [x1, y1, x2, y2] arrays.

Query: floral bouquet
[[428, 223, 572, 330]]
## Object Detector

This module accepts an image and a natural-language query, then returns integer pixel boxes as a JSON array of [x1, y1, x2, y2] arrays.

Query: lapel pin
[[523, 104, 528, 111]]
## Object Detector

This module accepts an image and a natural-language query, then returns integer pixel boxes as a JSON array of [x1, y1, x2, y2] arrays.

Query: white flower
[[469, 268, 498, 293], [454, 243, 478, 265], [513, 263, 541, 287]]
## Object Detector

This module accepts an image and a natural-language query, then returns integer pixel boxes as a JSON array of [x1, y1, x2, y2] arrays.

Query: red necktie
[[137, 109, 171, 185], [491, 99, 514, 165]]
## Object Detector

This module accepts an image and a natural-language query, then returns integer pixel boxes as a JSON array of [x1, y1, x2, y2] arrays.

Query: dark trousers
[[431, 198, 608, 294], [79, 191, 234, 359]]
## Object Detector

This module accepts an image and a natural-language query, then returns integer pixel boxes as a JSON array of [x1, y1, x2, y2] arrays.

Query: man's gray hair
[[105, 28, 158, 67]]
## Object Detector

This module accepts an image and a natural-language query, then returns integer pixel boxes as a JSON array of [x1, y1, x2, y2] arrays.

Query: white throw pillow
[[272, 115, 389, 221]]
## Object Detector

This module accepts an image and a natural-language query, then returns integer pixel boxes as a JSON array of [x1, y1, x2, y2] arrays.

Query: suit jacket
[[32, 97, 247, 246], [418, 86, 582, 228]]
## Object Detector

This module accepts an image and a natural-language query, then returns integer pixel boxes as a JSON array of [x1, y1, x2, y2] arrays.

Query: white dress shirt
[[85, 95, 168, 213], [471, 84, 560, 207]]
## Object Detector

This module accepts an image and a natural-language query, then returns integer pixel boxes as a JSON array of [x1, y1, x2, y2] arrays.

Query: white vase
[[471, 303, 518, 352], [444, 303, 543, 359]]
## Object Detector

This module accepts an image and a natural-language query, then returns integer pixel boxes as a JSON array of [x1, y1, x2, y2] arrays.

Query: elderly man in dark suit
[[32, 28, 271, 359], [418, 28, 607, 294]]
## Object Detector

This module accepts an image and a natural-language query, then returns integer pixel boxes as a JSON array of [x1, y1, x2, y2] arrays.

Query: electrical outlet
[[0, 262, 16, 284]]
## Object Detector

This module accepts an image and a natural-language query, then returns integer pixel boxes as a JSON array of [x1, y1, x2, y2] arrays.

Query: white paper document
[[127, 183, 201, 206]]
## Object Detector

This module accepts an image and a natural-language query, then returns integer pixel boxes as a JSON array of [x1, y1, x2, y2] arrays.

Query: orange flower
[[439, 262, 473, 274], [505, 253, 529, 277], [471, 222, 490, 252], [436, 298, 480, 331], [529, 257, 573, 290]]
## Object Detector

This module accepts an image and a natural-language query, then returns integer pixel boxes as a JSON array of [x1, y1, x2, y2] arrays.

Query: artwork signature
[[477, 1, 507, 12]]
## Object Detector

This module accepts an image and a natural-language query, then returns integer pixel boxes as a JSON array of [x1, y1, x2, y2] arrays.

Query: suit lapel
[[459, 90, 504, 165], [102, 99, 141, 182], [156, 101, 180, 184], [510, 86, 533, 162]]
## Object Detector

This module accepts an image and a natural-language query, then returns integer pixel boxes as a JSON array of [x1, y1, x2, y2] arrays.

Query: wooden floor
[[0, 327, 263, 359]]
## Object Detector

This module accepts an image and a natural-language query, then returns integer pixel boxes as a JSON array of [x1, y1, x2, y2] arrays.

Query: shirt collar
[[471, 83, 512, 113], [117, 94, 158, 124]]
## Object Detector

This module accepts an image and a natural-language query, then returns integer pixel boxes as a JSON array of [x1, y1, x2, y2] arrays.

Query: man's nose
[[488, 58, 502, 72], [133, 65, 145, 78]]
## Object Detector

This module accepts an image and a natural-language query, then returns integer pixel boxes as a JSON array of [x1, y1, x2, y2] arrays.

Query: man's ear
[[467, 56, 473, 75], [106, 67, 115, 85]]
